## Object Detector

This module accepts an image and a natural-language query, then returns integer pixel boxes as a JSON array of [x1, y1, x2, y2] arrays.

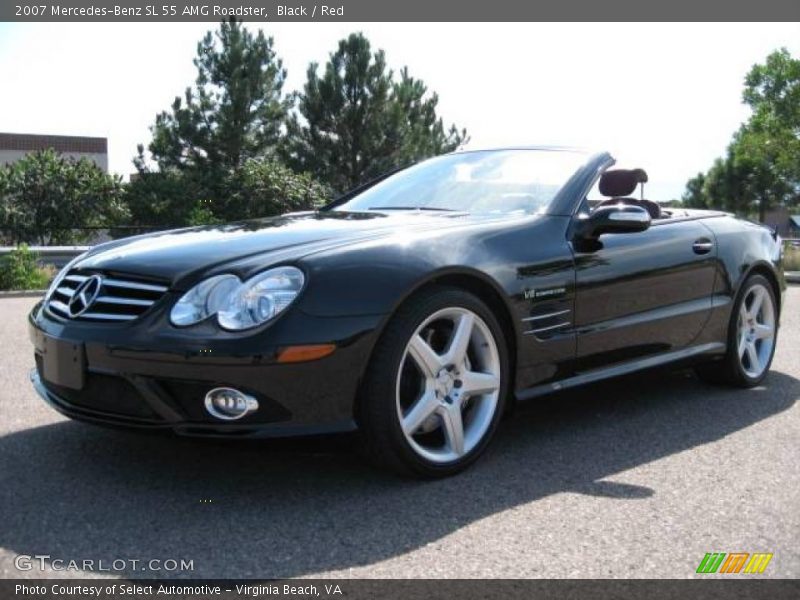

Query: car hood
[[75, 211, 503, 286]]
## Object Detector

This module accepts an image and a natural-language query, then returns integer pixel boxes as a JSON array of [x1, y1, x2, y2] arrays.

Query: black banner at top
[[3, 0, 800, 22]]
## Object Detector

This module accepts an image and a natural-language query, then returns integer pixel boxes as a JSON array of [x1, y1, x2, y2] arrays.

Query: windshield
[[333, 149, 589, 216]]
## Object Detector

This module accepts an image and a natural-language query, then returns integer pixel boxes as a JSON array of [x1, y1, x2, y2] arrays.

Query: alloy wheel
[[737, 283, 776, 379], [395, 307, 501, 464]]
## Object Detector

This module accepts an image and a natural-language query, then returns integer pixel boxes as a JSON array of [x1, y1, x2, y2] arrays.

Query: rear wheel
[[696, 274, 777, 387], [359, 287, 509, 477]]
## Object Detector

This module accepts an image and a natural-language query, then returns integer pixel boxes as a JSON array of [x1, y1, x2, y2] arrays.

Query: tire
[[358, 286, 510, 478], [695, 274, 778, 388]]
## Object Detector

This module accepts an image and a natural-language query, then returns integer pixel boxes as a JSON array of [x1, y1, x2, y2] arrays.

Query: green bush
[[0, 149, 128, 245], [0, 245, 53, 290], [125, 160, 331, 230], [235, 158, 331, 219], [186, 201, 222, 226], [124, 170, 201, 231]]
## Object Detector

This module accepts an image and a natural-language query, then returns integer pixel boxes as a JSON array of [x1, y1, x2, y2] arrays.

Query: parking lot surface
[[1, 291, 798, 578]]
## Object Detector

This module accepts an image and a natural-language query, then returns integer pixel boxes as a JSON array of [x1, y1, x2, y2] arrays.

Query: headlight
[[169, 274, 240, 327], [170, 267, 305, 330], [217, 267, 305, 330]]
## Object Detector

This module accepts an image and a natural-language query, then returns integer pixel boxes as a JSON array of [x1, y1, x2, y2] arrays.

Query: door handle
[[692, 239, 714, 255]]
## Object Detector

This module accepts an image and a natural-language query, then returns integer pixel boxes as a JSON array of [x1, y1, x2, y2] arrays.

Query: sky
[[1, 22, 799, 200]]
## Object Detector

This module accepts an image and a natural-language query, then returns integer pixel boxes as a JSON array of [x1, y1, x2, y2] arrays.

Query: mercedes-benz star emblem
[[67, 275, 103, 318]]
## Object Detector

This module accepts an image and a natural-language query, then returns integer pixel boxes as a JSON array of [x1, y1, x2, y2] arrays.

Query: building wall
[[0, 132, 108, 172], [0, 149, 108, 171]]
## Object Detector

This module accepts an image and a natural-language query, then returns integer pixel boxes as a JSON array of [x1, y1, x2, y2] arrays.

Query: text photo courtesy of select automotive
[[0, 13, 799, 594]]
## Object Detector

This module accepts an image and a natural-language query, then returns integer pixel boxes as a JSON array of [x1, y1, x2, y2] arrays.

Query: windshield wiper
[[367, 206, 461, 212]]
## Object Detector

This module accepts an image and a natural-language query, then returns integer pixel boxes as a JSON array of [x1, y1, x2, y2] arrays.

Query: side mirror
[[573, 204, 651, 241]]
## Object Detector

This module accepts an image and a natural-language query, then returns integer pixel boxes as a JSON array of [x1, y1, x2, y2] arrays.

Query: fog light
[[204, 387, 259, 421]]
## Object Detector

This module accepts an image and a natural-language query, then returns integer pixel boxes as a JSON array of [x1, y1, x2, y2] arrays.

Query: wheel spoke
[[739, 303, 749, 324], [749, 288, 765, 319], [407, 335, 442, 378], [459, 370, 500, 398], [754, 323, 773, 340], [738, 332, 748, 359], [444, 313, 474, 366], [439, 404, 465, 456], [402, 390, 439, 435], [745, 341, 760, 372]]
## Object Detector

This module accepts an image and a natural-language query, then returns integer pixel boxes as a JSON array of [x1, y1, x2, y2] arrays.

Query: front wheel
[[696, 274, 778, 387], [359, 287, 509, 477]]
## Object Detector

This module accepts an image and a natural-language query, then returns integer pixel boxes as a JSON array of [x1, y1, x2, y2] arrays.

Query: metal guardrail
[[0, 246, 90, 269], [782, 239, 800, 281]]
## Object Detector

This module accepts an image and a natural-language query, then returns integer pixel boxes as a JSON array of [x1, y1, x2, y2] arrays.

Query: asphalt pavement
[[0, 291, 798, 579]]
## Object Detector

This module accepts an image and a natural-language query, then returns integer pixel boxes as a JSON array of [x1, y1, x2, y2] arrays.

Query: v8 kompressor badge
[[524, 287, 566, 300]]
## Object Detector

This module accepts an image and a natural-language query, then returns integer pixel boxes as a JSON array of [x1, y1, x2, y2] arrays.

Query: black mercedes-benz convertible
[[28, 147, 784, 476]]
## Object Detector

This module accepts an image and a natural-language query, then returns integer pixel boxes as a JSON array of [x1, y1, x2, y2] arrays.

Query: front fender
[[295, 227, 510, 318]]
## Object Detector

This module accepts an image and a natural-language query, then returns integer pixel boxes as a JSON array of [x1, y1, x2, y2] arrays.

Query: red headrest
[[599, 169, 648, 197]]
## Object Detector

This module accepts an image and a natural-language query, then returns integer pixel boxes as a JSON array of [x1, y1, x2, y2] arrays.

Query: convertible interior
[[588, 168, 688, 220]]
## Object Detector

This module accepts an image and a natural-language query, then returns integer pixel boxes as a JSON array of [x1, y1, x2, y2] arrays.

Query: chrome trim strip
[[78, 312, 137, 321], [64, 274, 88, 283], [524, 321, 571, 335], [515, 342, 727, 402], [55, 286, 74, 297], [102, 278, 168, 292], [49, 300, 69, 314], [521, 309, 571, 322], [692, 242, 714, 250], [609, 211, 650, 222], [95, 296, 154, 307]]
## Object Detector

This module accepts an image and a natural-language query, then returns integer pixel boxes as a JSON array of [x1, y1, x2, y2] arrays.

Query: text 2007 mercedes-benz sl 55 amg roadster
[[28, 147, 785, 476]]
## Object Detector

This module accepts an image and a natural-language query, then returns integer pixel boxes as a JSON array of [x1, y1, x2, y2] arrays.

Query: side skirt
[[515, 342, 726, 402]]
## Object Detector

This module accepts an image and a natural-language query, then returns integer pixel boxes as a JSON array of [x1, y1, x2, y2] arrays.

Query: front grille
[[47, 270, 169, 322]]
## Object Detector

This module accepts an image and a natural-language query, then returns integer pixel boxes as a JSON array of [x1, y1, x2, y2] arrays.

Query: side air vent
[[47, 271, 169, 322], [522, 307, 572, 339]]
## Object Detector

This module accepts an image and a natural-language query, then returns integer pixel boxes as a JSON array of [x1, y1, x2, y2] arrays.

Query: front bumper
[[29, 302, 383, 438]]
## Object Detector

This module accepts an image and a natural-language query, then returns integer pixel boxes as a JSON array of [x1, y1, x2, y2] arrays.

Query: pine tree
[[284, 33, 467, 193], [140, 18, 290, 177], [132, 18, 298, 224]]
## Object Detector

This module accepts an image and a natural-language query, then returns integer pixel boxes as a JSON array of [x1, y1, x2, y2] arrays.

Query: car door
[[571, 217, 716, 371]]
